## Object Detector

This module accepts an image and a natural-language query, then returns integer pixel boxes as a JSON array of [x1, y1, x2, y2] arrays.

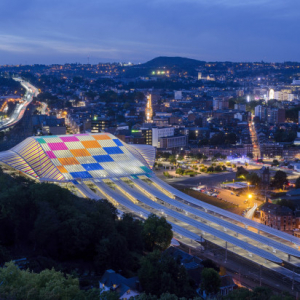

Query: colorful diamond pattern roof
[[0, 133, 154, 181]]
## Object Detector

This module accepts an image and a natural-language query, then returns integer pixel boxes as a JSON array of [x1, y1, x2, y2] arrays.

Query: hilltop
[[121, 56, 205, 78]]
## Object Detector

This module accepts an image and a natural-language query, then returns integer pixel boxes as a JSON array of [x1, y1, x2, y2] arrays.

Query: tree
[[207, 166, 214, 172], [246, 172, 261, 186], [200, 268, 221, 296], [247, 153, 254, 159], [224, 287, 252, 299], [176, 168, 184, 175], [215, 165, 222, 172], [271, 170, 288, 189], [0, 261, 99, 300], [169, 155, 176, 165], [295, 176, 300, 189], [138, 251, 195, 298], [142, 214, 173, 251], [201, 259, 220, 272], [236, 166, 249, 179], [275, 199, 296, 212], [251, 286, 272, 300]]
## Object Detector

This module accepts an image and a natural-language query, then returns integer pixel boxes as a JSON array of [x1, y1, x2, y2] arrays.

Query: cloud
[[0, 0, 299, 64]]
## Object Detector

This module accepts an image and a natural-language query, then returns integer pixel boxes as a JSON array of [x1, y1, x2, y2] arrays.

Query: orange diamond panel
[[92, 134, 111, 140], [57, 165, 68, 173], [58, 157, 80, 165], [70, 148, 91, 157], [81, 140, 101, 148]]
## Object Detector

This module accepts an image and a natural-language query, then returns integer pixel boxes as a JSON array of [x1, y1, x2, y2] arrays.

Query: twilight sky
[[0, 0, 299, 65]]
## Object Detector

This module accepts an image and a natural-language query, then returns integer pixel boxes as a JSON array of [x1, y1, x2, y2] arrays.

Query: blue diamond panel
[[82, 163, 104, 171], [140, 166, 151, 173], [113, 139, 123, 146], [103, 147, 123, 155], [93, 155, 114, 163], [70, 171, 93, 179]]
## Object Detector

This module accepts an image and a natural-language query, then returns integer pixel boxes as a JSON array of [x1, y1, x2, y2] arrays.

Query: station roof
[[0, 133, 155, 181]]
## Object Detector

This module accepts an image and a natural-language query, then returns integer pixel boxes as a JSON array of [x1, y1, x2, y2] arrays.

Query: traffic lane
[[159, 171, 236, 187]]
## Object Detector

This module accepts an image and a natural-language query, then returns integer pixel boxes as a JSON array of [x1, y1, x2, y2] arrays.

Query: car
[[236, 194, 240, 197]]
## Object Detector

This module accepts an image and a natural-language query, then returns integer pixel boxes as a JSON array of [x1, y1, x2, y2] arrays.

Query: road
[[0, 78, 39, 131], [156, 169, 236, 187]]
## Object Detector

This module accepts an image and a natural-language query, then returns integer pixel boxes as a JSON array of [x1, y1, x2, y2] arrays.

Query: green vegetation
[[223, 286, 294, 300], [201, 268, 221, 295], [236, 166, 249, 179], [295, 176, 300, 189], [138, 251, 195, 298], [176, 168, 197, 176], [0, 261, 99, 300], [274, 199, 296, 211], [271, 170, 288, 189], [198, 132, 237, 146], [0, 168, 172, 277], [274, 128, 297, 143], [142, 215, 173, 252], [163, 171, 172, 178], [246, 172, 261, 186]]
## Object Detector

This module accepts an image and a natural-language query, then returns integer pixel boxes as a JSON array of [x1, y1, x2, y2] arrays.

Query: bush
[[207, 166, 214, 173], [176, 168, 184, 175], [163, 171, 172, 178], [215, 165, 222, 172], [183, 170, 196, 176]]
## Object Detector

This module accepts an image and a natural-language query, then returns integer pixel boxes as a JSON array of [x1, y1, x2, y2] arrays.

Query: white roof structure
[[1, 133, 300, 272]]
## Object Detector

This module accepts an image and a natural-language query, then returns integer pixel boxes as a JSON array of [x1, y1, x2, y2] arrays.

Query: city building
[[91, 116, 110, 133], [174, 91, 182, 100], [99, 269, 140, 299], [234, 103, 246, 111], [267, 108, 285, 124], [152, 127, 175, 147], [254, 105, 267, 121], [145, 94, 153, 122], [159, 135, 186, 149], [260, 202, 295, 232], [213, 98, 229, 110]]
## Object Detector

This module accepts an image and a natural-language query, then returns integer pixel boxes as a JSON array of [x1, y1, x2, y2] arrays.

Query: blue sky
[[0, 0, 299, 64]]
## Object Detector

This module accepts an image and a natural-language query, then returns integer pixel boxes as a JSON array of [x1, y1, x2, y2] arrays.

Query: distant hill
[[120, 56, 205, 78], [140, 56, 205, 68]]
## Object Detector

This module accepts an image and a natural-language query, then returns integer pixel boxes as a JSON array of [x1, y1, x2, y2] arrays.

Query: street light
[[248, 193, 253, 207]]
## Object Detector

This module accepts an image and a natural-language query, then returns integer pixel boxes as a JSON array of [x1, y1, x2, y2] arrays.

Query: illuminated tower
[[145, 94, 153, 122], [269, 89, 274, 100]]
